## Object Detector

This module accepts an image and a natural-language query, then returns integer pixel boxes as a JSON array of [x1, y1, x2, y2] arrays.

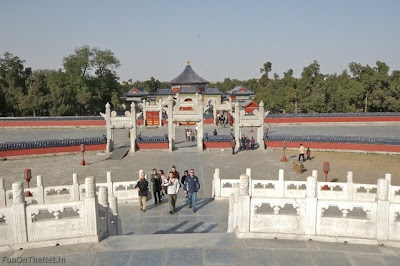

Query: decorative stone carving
[[233, 183, 240, 202], [347, 171, 353, 183], [99, 186, 108, 207], [109, 196, 118, 215], [12, 182, 25, 204], [306, 176, 317, 198], [377, 178, 389, 201], [111, 111, 117, 117], [124, 111, 131, 117], [240, 174, 249, 196], [85, 177, 96, 198]]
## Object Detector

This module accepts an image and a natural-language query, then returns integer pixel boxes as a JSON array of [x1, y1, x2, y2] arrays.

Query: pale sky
[[1, 0, 399, 82]]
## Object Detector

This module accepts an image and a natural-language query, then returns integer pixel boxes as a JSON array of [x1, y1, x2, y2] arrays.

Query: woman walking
[[165, 171, 180, 214]]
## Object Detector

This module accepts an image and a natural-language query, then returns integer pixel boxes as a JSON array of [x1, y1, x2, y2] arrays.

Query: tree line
[[210, 61, 400, 113], [1, 47, 399, 116]]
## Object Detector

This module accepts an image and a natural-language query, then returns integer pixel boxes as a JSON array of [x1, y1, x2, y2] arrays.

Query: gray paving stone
[[204, 248, 237, 265], [384, 256, 400, 266], [273, 249, 313, 266], [128, 250, 166, 266], [92, 251, 132, 266], [237, 248, 275, 265], [317, 241, 382, 254], [349, 254, 386, 265], [19, 253, 97, 266], [244, 238, 308, 250], [165, 248, 203, 266], [310, 250, 350, 266], [20, 243, 94, 257]]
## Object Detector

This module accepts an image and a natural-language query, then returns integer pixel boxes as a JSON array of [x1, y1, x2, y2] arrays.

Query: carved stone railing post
[[84, 176, 98, 236], [312, 170, 318, 178], [346, 171, 354, 201], [305, 176, 317, 236], [130, 102, 137, 152], [142, 99, 147, 127], [278, 169, 285, 197], [0, 179, 5, 206], [167, 96, 174, 151], [376, 178, 390, 242], [197, 94, 204, 151], [238, 174, 250, 233], [246, 168, 252, 196], [70, 173, 79, 201], [98, 186, 108, 208], [105, 102, 113, 153], [106, 171, 114, 197], [258, 101, 265, 150], [234, 102, 240, 149], [109, 196, 119, 235], [213, 169, 221, 199], [227, 193, 235, 233], [36, 175, 44, 204], [233, 183, 240, 232], [11, 182, 28, 244]]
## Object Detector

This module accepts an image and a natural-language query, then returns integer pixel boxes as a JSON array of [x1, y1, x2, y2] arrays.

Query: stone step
[[93, 233, 240, 252]]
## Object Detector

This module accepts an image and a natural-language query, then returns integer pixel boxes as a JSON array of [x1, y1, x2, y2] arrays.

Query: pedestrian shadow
[[154, 221, 218, 234], [196, 198, 214, 211]]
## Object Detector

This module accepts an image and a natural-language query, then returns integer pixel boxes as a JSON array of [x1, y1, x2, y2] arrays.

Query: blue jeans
[[188, 192, 197, 210]]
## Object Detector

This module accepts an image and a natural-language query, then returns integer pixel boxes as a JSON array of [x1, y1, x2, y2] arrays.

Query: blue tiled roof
[[204, 88, 222, 94], [123, 87, 149, 97], [155, 88, 174, 95], [226, 86, 254, 95], [170, 65, 209, 85]]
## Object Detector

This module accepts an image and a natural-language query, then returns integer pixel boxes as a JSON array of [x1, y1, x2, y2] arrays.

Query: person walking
[[241, 135, 246, 151], [213, 129, 218, 136], [135, 171, 149, 212], [299, 144, 305, 162], [159, 170, 166, 201], [171, 165, 180, 181], [150, 168, 162, 204], [250, 137, 255, 150], [165, 171, 180, 214], [230, 137, 236, 154], [184, 169, 200, 213], [181, 170, 188, 185], [306, 147, 312, 161], [186, 130, 190, 142]]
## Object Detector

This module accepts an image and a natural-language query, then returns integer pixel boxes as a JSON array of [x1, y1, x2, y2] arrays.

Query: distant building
[[226, 86, 254, 102], [122, 62, 254, 108]]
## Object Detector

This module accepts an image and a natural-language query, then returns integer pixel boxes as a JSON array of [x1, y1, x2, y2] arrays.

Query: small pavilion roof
[[123, 87, 149, 97], [170, 63, 209, 85], [226, 86, 254, 96]]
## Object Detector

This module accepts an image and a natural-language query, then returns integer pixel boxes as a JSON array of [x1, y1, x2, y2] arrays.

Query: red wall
[[0, 144, 106, 157], [0, 120, 105, 127], [203, 142, 231, 149], [136, 143, 168, 150]]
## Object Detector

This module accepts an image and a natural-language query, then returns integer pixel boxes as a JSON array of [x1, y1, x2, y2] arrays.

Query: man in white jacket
[[165, 171, 180, 214]]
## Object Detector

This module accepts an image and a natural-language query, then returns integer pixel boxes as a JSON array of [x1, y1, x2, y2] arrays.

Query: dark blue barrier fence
[[137, 133, 168, 143], [204, 133, 233, 142], [0, 135, 107, 151], [264, 134, 400, 146], [0, 116, 103, 121]]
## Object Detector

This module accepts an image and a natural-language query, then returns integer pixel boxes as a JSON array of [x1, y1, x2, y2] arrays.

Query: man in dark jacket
[[135, 171, 149, 212], [151, 168, 162, 204], [184, 169, 200, 213]]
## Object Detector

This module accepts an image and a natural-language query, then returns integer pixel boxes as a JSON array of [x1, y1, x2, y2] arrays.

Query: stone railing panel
[[316, 200, 376, 239], [353, 184, 377, 201], [251, 180, 280, 197], [284, 181, 307, 198], [220, 179, 240, 198], [0, 207, 15, 245], [26, 201, 86, 242], [250, 197, 305, 233]]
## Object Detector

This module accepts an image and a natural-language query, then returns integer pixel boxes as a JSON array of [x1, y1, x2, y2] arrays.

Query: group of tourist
[[299, 144, 312, 162], [185, 129, 196, 142], [134, 165, 201, 214]]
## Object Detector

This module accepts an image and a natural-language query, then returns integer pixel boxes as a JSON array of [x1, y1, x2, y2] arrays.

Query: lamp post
[[24, 168, 32, 197], [280, 142, 288, 162], [322, 162, 330, 190], [80, 144, 87, 166]]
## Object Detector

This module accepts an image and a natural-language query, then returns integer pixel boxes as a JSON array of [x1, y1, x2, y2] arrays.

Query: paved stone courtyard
[[1, 124, 400, 265]]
